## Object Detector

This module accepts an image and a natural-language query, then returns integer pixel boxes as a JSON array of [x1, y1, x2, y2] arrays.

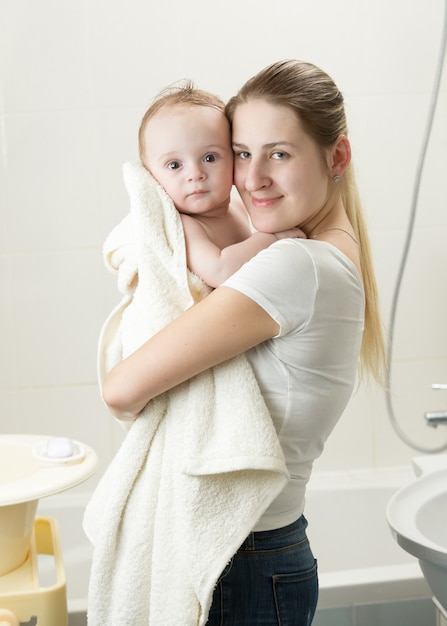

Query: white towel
[[83, 161, 289, 626]]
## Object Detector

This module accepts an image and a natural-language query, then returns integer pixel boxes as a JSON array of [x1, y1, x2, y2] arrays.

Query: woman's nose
[[244, 159, 270, 191]]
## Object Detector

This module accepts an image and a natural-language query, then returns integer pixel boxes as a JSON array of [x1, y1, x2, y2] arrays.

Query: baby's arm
[[182, 215, 305, 288]]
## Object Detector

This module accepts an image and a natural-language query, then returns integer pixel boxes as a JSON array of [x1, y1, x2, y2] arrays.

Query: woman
[[103, 60, 385, 624]]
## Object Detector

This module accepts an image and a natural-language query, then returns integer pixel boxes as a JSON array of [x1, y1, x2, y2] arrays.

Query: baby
[[138, 82, 305, 287]]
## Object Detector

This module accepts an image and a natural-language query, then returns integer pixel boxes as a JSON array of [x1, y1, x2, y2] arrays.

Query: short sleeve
[[223, 240, 318, 336]]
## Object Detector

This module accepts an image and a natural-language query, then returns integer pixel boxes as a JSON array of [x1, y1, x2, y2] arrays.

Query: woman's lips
[[250, 195, 281, 208]]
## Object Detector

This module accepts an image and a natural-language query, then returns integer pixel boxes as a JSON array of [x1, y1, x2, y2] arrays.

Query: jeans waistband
[[238, 515, 307, 551]]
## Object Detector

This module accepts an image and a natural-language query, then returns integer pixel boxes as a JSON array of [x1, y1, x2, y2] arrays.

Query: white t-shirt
[[223, 239, 365, 531]]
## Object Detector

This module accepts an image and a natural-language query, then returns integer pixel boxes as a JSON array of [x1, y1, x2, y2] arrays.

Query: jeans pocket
[[273, 560, 318, 626]]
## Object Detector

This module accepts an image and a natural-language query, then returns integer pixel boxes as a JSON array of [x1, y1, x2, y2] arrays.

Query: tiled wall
[[1, 0, 447, 490]]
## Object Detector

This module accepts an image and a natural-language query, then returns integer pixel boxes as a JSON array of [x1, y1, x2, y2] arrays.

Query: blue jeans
[[206, 515, 318, 625]]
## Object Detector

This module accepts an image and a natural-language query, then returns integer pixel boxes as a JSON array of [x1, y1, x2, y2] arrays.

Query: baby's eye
[[203, 153, 217, 163], [167, 161, 181, 170]]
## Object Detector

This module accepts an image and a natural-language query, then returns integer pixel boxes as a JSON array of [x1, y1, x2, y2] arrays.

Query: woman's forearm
[[102, 286, 279, 421]]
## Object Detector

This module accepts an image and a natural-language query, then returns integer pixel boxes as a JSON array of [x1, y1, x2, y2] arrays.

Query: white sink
[[386, 455, 447, 612]]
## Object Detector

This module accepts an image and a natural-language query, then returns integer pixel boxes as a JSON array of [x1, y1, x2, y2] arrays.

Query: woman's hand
[[274, 227, 306, 240]]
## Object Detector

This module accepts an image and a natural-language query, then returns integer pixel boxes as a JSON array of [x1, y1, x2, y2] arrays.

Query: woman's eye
[[167, 161, 180, 170], [272, 151, 287, 160], [236, 151, 250, 160], [204, 154, 217, 163]]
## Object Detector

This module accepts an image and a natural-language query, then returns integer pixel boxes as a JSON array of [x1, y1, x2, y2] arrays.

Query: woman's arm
[[102, 286, 279, 421]]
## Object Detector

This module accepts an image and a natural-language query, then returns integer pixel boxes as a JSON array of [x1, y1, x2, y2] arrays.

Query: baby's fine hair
[[138, 80, 226, 165], [226, 60, 386, 384]]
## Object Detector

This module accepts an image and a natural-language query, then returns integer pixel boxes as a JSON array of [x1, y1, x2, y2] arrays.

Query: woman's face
[[231, 99, 331, 234]]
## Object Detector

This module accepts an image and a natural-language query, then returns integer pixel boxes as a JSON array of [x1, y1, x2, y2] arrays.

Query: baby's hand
[[274, 227, 307, 240]]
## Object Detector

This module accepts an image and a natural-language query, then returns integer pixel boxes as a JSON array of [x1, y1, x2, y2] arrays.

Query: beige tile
[[11, 250, 104, 387], [0, 258, 19, 388], [4, 112, 101, 252], [389, 228, 447, 361], [1, 1, 89, 112], [375, 358, 447, 465]]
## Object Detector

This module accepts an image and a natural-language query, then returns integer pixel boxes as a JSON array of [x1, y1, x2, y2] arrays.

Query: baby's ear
[[329, 134, 351, 178]]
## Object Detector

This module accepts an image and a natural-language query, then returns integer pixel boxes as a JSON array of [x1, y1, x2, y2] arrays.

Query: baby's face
[[143, 104, 234, 215]]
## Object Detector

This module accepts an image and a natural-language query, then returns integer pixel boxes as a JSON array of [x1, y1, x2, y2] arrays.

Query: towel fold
[[83, 161, 289, 625]]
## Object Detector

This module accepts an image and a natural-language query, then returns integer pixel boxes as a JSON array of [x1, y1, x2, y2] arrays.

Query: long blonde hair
[[226, 60, 386, 384]]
